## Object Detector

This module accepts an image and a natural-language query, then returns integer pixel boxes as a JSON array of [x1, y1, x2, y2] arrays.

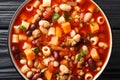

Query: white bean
[[82, 45, 88, 53], [20, 59, 26, 65], [34, 14, 40, 21], [39, 26, 48, 34], [84, 12, 92, 22], [34, 59, 39, 68], [54, 61, 59, 67], [59, 4, 72, 11], [26, 71, 33, 78], [85, 73, 93, 80], [21, 65, 30, 74], [43, 58, 50, 66], [37, 78, 43, 80], [73, 34, 81, 42], [54, 7, 60, 13], [60, 65, 69, 74], [33, 0, 40, 8], [39, 20, 50, 28], [32, 29, 40, 38], [90, 36, 98, 45], [70, 30, 76, 37], [71, 40, 77, 46], [27, 60, 33, 68], [98, 42, 108, 49], [36, 9, 42, 16]]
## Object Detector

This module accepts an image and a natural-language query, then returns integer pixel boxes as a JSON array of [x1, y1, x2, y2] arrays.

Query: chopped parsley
[[52, 13, 60, 23], [19, 53, 24, 59], [67, 41, 71, 46], [33, 47, 40, 54], [64, 12, 72, 21], [76, 49, 87, 61], [87, 34, 91, 41], [56, 74, 60, 79], [19, 25, 26, 31]]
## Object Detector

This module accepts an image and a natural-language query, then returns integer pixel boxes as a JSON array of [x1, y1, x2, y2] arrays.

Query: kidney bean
[[12, 46, 20, 54], [53, 51, 59, 60], [31, 73, 41, 80], [29, 24, 37, 31], [26, 30, 32, 37], [80, 37, 90, 45], [88, 58, 96, 71]]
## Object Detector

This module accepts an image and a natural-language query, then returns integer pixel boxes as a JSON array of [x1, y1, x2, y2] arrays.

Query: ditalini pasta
[[10, 0, 111, 80]]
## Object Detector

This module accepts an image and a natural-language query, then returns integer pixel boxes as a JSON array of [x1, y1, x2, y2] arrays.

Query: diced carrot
[[90, 22, 99, 33], [24, 49, 35, 60], [27, 17, 33, 23], [61, 22, 71, 34], [56, 27, 62, 37], [88, 4, 96, 13], [44, 70, 52, 80], [60, 59, 68, 66], [48, 61, 54, 72], [20, 14, 27, 20], [49, 36, 59, 45]]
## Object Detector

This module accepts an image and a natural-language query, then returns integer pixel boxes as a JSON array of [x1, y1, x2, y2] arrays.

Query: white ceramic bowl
[[8, 0, 112, 80]]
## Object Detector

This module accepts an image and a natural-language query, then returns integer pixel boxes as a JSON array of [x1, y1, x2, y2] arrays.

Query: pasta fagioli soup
[[9, 0, 112, 80]]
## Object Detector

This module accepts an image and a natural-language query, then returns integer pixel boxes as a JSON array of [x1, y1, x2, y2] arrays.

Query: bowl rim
[[8, 0, 30, 80], [92, 1, 112, 80], [8, 0, 112, 80]]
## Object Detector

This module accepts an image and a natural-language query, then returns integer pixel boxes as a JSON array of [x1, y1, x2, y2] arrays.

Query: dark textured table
[[0, 0, 120, 80]]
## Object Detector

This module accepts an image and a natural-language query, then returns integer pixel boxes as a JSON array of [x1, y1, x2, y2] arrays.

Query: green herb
[[76, 54, 82, 61], [67, 41, 71, 46], [80, 49, 87, 56], [76, 49, 87, 61], [56, 74, 60, 79], [87, 34, 91, 41], [19, 25, 26, 31], [64, 12, 72, 21], [68, 16, 72, 21], [33, 47, 40, 54], [40, 68, 48, 73], [19, 53, 24, 59], [52, 13, 60, 22]]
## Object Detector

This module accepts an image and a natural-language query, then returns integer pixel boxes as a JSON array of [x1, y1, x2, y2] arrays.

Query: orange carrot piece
[[24, 49, 35, 60], [61, 22, 71, 34], [56, 27, 62, 37], [44, 70, 52, 80]]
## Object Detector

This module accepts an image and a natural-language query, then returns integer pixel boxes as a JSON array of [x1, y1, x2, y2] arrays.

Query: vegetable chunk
[[90, 22, 99, 33], [56, 27, 62, 37], [21, 20, 30, 30], [43, 0, 51, 7], [24, 48, 35, 60], [44, 70, 52, 80], [61, 22, 71, 34]]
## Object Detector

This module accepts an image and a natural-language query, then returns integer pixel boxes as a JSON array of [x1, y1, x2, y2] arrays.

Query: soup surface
[[10, 0, 111, 80]]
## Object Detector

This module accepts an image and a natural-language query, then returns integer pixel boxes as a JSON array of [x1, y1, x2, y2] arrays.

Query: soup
[[10, 0, 111, 80]]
